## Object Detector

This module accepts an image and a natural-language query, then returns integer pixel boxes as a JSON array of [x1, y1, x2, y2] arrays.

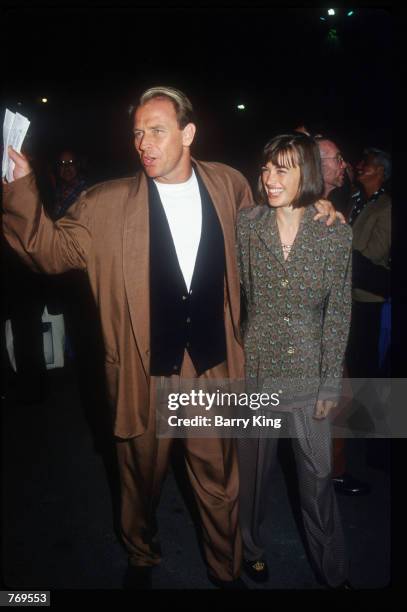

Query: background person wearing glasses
[[53, 149, 88, 220], [316, 138, 349, 205]]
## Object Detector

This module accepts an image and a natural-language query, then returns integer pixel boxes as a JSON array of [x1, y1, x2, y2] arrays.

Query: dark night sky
[[3, 4, 392, 186]]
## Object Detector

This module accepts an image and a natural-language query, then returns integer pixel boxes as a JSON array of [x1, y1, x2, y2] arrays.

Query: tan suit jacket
[[3, 160, 253, 438]]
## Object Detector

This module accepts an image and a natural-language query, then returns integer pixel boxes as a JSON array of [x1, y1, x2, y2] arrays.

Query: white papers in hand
[[2, 109, 30, 183]]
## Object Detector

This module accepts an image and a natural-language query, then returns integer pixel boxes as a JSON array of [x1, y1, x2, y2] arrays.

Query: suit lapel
[[255, 205, 317, 268], [254, 208, 286, 267], [193, 160, 241, 332], [123, 172, 150, 375]]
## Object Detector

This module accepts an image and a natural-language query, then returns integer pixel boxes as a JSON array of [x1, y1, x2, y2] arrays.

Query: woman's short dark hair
[[258, 132, 324, 208]]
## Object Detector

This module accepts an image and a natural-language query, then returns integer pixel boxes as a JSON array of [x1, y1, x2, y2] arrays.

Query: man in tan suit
[[4, 87, 252, 589], [3, 87, 336, 589]]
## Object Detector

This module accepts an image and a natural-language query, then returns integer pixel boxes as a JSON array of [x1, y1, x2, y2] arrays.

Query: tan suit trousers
[[116, 351, 242, 581]]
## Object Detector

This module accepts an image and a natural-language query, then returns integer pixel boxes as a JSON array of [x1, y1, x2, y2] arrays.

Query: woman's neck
[[275, 205, 305, 260], [275, 205, 304, 230]]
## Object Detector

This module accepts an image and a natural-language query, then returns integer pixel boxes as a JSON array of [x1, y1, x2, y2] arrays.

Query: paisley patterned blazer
[[237, 204, 352, 404]]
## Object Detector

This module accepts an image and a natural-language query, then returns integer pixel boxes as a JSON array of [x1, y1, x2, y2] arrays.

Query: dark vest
[[149, 171, 226, 376]]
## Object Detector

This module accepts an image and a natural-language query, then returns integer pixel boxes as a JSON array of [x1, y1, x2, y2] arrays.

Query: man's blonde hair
[[139, 86, 194, 129]]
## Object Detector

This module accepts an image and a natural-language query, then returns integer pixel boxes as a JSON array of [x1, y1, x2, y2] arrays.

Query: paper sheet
[[2, 108, 30, 182]]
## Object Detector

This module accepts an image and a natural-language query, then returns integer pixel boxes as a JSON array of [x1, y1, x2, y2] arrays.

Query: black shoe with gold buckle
[[243, 559, 269, 583]]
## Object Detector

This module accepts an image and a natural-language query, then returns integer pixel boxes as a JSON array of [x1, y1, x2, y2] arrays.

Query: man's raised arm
[[3, 147, 92, 274]]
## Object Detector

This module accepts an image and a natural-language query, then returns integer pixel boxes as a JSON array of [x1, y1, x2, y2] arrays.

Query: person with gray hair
[[348, 147, 391, 224], [364, 147, 391, 180], [346, 146, 391, 379]]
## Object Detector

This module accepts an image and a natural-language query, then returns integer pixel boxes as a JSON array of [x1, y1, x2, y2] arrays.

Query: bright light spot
[[327, 9, 335, 16], [320, 16, 326, 21], [41, 98, 48, 103], [347, 10, 354, 16], [17, 102, 22, 106], [237, 104, 245, 110]]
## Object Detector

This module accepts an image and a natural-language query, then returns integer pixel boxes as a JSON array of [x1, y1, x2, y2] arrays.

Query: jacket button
[[186, 317, 191, 323], [173, 365, 178, 371], [182, 295, 187, 300], [281, 279, 289, 288], [287, 347, 295, 354], [284, 316, 290, 322]]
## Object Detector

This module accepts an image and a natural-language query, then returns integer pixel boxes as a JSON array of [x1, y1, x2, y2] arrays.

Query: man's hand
[[314, 199, 346, 226], [4, 146, 32, 182], [313, 399, 337, 420]]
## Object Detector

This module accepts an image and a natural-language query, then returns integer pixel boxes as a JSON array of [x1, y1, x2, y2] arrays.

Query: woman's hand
[[314, 199, 346, 226], [313, 399, 337, 420]]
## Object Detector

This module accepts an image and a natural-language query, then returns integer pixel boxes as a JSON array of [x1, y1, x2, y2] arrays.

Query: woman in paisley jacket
[[237, 133, 352, 589]]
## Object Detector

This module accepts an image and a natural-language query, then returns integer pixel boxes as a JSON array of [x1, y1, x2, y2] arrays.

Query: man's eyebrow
[[133, 124, 166, 133]]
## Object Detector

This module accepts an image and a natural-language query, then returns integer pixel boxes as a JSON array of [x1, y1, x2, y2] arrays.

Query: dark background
[[0, 4, 401, 599], [3, 4, 392, 188]]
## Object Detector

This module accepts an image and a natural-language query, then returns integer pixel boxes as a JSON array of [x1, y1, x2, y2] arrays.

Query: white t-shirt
[[154, 170, 202, 291]]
